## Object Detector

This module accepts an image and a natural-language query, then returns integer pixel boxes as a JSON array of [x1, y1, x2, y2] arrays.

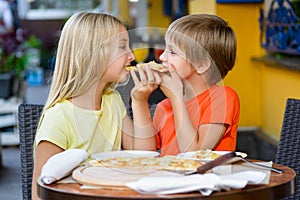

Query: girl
[[32, 12, 158, 199]]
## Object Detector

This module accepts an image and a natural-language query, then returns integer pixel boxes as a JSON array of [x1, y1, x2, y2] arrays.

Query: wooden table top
[[37, 162, 296, 200]]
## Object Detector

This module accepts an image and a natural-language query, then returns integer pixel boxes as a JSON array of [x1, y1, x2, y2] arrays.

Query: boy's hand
[[130, 64, 162, 102], [160, 65, 184, 101]]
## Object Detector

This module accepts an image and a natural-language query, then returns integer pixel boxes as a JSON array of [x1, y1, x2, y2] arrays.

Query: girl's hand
[[130, 64, 162, 102], [160, 65, 184, 101]]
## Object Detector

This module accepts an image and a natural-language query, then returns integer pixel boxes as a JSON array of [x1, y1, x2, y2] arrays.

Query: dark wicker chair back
[[18, 104, 44, 200], [275, 98, 300, 200]]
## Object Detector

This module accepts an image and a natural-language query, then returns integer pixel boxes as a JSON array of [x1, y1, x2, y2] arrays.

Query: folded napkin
[[125, 171, 266, 196], [40, 149, 88, 184], [213, 161, 272, 184]]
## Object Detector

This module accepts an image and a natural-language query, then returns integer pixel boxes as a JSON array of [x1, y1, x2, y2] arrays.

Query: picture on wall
[[217, 0, 263, 3]]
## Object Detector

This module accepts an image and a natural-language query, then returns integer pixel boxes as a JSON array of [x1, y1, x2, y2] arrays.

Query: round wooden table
[[37, 163, 296, 200]]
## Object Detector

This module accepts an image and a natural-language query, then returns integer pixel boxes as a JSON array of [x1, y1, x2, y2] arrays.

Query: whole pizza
[[73, 155, 203, 187], [89, 155, 203, 171]]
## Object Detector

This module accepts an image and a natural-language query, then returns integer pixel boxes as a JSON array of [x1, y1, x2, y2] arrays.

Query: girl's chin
[[117, 73, 130, 86]]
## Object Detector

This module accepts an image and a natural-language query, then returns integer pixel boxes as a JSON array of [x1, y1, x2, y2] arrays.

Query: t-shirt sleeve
[[153, 103, 164, 149], [35, 108, 69, 150]]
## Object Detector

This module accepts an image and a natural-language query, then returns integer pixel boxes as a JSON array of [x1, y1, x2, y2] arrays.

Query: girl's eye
[[119, 46, 127, 50]]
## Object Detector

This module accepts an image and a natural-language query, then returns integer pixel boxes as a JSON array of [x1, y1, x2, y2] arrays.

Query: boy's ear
[[196, 57, 211, 74]]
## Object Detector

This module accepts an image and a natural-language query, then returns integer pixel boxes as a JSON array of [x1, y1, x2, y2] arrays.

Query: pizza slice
[[125, 61, 168, 72]]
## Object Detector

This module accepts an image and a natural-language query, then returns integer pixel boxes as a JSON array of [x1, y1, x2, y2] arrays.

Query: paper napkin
[[125, 171, 266, 196], [40, 149, 88, 184], [212, 161, 272, 184]]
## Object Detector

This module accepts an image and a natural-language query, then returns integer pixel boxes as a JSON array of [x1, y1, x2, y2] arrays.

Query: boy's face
[[159, 42, 195, 80]]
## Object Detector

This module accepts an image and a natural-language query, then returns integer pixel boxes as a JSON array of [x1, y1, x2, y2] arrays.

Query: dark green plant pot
[[0, 73, 15, 99]]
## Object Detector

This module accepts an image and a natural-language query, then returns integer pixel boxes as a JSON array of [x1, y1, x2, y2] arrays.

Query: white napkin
[[213, 161, 272, 184], [40, 149, 88, 184], [125, 171, 266, 196]]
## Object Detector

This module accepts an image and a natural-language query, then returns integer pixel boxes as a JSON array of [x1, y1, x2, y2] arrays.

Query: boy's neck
[[183, 73, 213, 101]]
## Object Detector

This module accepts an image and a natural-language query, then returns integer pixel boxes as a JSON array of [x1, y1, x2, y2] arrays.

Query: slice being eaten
[[125, 61, 168, 72]]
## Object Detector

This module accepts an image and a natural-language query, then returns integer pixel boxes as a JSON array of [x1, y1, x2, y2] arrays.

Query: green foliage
[[0, 34, 42, 78]]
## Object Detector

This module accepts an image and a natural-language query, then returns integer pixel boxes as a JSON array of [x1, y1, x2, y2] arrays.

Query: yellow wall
[[189, 0, 216, 14], [118, 0, 131, 26], [261, 65, 300, 139], [148, 0, 171, 28]]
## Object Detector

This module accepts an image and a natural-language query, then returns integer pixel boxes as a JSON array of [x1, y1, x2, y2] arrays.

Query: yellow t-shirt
[[35, 90, 126, 159]]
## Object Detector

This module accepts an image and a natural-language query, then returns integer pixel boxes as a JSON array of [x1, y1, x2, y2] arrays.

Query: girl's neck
[[71, 81, 106, 111]]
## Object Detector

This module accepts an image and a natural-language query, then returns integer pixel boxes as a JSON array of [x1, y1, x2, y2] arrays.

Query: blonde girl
[[32, 12, 153, 199]]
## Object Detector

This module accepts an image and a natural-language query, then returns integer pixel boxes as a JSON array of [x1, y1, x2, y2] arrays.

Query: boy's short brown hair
[[166, 14, 237, 85]]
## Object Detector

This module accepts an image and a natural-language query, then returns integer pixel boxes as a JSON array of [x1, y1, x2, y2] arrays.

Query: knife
[[185, 152, 237, 175]]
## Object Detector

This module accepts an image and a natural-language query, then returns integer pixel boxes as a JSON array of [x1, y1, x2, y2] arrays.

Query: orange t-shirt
[[153, 85, 240, 156]]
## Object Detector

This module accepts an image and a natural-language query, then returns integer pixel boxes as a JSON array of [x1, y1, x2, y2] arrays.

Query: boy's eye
[[170, 49, 176, 55], [166, 49, 176, 55]]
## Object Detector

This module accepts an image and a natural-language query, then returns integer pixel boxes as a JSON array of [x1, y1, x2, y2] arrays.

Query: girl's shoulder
[[43, 100, 72, 117]]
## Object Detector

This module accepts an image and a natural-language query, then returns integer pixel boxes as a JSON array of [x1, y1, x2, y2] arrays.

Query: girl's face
[[103, 26, 135, 83], [159, 41, 195, 80]]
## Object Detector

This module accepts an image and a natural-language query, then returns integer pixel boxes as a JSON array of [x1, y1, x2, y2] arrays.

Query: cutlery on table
[[185, 152, 237, 175], [234, 156, 283, 174]]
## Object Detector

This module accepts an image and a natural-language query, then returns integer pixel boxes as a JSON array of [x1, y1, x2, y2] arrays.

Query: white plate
[[92, 150, 160, 160], [177, 151, 247, 163]]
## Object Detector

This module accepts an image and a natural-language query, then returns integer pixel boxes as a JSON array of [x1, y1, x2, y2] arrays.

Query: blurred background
[[1, 0, 300, 199]]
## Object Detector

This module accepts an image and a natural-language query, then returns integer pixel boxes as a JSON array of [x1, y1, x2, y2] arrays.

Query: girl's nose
[[129, 50, 135, 61]]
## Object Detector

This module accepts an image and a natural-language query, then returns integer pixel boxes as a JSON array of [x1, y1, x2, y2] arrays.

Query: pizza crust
[[72, 165, 183, 188], [125, 61, 168, 72]]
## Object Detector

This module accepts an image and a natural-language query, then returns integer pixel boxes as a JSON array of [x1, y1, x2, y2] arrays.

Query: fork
[[235, 156, 283, 174]]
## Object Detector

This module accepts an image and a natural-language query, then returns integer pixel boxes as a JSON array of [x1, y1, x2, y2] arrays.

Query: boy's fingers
[[168, 64, 178, 78], [153, 72, 162, 84]]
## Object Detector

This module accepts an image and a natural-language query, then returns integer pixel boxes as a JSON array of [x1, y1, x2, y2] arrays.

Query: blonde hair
[[44, 12, 124, 110], [166, 14, 237, 85]]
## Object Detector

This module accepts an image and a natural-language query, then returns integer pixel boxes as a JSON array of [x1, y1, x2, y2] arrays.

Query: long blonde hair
[[44, 12, 124, 111]]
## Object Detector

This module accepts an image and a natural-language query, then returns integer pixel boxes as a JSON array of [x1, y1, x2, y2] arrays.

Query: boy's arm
[[170, 97, 226, 152], [160, 67, 226, 152]]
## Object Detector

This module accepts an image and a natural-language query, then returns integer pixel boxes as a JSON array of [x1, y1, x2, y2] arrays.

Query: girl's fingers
[[137, 64, 147, 83], [130, 69, 140, 85], [145, 64, 155, 83]]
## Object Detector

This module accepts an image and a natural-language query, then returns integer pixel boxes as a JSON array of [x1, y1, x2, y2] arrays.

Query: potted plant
[[0, 31, 42, 99]]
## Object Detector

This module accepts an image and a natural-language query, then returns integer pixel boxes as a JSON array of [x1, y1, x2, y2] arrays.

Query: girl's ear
[[196, 57, 211, 74]]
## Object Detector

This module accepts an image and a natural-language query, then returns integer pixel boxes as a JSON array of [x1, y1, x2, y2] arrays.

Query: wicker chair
[[18, 104, 44, 200], [275, 98, 300, 200]]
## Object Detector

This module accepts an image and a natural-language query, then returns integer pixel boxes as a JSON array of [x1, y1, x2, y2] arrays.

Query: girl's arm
[[32, 141, 64, 200], [121, 114, 134, 150], [129, 65, 161, 150]]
